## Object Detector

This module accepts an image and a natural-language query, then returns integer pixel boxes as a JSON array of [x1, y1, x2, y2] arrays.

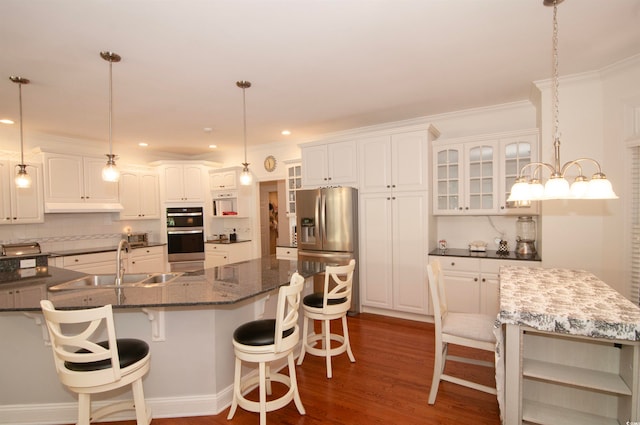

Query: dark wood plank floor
[[94, 313, 501, 425]]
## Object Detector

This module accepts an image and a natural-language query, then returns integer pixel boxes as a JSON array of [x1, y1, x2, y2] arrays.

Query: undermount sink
[[49, 272, 183, 291]]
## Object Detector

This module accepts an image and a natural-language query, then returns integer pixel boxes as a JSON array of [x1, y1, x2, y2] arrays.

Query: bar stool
[[227, 272, 305, 425], [40, 300, 152, 425], [297, 259, 356, 378]]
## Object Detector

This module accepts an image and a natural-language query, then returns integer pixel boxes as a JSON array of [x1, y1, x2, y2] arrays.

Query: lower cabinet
[[205, 243, 253, 269], [55, 251, 117, 274], [275, 246, 297, 260], [0, 284, 45, 308], [432, 256, 540, 316], [129, 246, 166, 273]]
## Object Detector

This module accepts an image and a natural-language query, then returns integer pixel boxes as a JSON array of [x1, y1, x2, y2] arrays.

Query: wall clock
[[264, 155, 277, 172]]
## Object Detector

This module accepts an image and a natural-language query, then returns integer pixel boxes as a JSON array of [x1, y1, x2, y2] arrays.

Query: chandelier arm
[[559, 158, 603, 177], [517, 162, 556, 179]]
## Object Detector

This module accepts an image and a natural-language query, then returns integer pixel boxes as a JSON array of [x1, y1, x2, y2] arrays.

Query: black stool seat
[[233, 319, 294, 346], [65, 338, 149, 372], [302, 292, 347, 308]]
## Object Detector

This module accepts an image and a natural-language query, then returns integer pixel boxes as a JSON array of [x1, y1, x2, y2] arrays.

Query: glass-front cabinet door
[[465, 142, 498, 214], [499, 132, 539, 215], [286, 162, 302, 215], [434, 145, 462, 214]]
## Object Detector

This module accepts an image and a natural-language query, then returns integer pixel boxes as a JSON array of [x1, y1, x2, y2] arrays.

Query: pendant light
[[9, 76, 31, 189], [100, 51, 121, 182], [507, 0, 617, 202], [237, 80, 252, 185]]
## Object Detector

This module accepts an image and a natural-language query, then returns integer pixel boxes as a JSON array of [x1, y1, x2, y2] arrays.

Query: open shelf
[[523, 399, 620, 425]]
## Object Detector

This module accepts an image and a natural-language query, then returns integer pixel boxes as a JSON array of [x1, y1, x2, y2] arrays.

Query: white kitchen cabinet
[[0, 284, 45, 308], [358, 129, 433, 193], [432, 256, 541, 316], [276, 246, 297, 260], [285, 161, 302, 216], [360, 191, 430, 316], [161, 163, 205, 202], [432, 130, 539, 216], [128, 245, 166, 273], [119, 168, 160, 220], [210, 167, 252, 218], [301, 140, 357, 188], [57, 251, 117, 274], [205, 242, 253, 269], [0, 160, 44, 224], [209, 169, 237, 191], [43, 153, 121, 212]]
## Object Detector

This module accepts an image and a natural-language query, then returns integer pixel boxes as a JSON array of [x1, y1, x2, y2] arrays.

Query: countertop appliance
[[166, 207, 205, 272], [124, 232, 148, 248], [1, 242, 41, 256], [296, 187, 359, 314]]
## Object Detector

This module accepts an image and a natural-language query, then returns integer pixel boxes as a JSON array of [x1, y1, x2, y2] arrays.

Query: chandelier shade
[[506, 0, 617, 202]]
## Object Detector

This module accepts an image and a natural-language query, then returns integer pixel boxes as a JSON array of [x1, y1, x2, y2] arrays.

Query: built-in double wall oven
[[166, 207, 205, 272]]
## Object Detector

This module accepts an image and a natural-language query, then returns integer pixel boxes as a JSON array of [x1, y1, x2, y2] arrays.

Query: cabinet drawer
[[276, 246, 297, 260], [62, 251, 115, 267], [131, 246, 164, 258], [436, 256, 480, 272], [480, 258, 541, 274]]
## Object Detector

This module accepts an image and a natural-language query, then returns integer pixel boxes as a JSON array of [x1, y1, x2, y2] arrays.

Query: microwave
[[124, 232, 148, 248]]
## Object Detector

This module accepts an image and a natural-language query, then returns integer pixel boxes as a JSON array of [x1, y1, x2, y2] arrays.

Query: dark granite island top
[[0, 256, 323, 311]]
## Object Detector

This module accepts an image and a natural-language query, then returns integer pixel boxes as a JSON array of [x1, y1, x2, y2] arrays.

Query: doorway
[[259, 180, 288, 257]]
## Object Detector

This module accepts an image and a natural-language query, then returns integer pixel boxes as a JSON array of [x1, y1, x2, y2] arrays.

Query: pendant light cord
[[18, 80, 25, 164], [242, 85, 247, 164]]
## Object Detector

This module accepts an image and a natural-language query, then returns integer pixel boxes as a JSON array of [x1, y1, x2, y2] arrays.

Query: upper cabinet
[[358, 129, 436, 193], [43, 153, 122, 212], [0, 160, 44, 224], [209, 167, 251, 218], [119, 168, 160, 220], [301, 140, 357, 188], [158, 162, 206, 203], [432, 129, 539, 215], [285, 160, 302, 216]]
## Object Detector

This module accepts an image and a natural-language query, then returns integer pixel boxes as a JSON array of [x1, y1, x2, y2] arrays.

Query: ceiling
[[1, 0, 639, 159]]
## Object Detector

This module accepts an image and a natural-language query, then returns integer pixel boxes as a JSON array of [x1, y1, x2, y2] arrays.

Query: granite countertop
[[0, 256, 323, 312], [497, 266, 640, 341], [206, 239, 251, 245], [46, 242, 166, 257], [429, 248, 541, 262]]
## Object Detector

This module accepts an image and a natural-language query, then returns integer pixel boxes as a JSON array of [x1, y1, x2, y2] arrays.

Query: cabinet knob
[[465, 207, 469, 210], [450, 262, 455, 266], [500, 206, 505, 209], [458, 207, 463, 210], [482, 278, 486, 282], [74, 259, 79, 262], [392, 184, 396, 188], [386, 185, 391, 188], [474, 277, 478, 282]]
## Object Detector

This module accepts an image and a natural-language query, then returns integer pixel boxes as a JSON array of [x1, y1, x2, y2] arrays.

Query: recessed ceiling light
[[281, 130, 291, 136], [138, 142, 148, 147], [209, 144, 217, 149], [0, 119, 14, 125]]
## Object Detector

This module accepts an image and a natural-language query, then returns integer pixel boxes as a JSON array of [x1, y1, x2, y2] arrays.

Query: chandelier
[[507, 0, 617, 202], [10, 76, 31, 189], [100, 51, 121, 182], [237, 80, 252, 186]]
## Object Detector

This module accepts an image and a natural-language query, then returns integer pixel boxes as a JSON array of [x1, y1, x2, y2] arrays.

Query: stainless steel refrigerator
[[296, 186, 359, 314]]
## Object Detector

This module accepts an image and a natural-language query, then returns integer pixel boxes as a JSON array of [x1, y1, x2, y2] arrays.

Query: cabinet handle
[[392, 184, 396, 188], [75, 259, 79, 262], [500, 206, 505, 209], [386, 185, 391, 188], [464, 207, 469, 210], [482, 278, 486, 282], [458, 207, 463, 210], [474, 277, 478, 282], [450, 262, 455, 266]]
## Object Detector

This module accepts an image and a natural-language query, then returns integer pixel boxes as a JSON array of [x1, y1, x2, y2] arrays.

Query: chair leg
[[342, 315, 355, 363], [77, 393, 91, 425], [428, 338, 445, 405], [258, 361, 267, 425], [227, 357, 241, 420], [265, 363, 272, 396], [131, 378, 151, 425], [324, 319, 333, 378], [288, 352, 306, 415], [297, 315, 308, 366]]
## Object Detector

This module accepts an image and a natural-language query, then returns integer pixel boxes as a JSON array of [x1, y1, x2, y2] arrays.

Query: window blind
[[631, 145, 640, 305]]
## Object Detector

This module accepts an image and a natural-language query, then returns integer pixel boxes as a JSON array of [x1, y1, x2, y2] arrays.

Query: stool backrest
[[322, 259, 356, 314], [427, 259, 448, 331], [40, 300, 121, 388], [274, 272, 305, 352]]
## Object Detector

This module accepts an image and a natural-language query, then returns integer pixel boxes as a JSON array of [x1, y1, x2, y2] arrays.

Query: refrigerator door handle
[[320, 192, 327, 245]]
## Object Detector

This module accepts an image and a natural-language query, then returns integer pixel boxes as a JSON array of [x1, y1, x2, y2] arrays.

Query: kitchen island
[[497, 266, 640, 425], [0, 256, 322, 424]]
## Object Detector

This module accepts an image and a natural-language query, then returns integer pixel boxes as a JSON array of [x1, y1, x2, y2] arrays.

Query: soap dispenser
[[230, 228, 237, 242]]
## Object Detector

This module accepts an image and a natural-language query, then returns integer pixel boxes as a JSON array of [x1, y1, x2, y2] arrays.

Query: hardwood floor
[[96, 313, 500, 425]]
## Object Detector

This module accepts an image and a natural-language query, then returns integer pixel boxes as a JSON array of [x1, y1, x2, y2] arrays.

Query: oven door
[[167, 228, 205, 262]]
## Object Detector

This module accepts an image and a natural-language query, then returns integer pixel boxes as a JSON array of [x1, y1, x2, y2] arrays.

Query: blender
[[515, 216, 537, 257]]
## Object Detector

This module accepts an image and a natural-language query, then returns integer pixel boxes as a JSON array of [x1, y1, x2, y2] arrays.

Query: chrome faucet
[[116, 239, 130, 286]]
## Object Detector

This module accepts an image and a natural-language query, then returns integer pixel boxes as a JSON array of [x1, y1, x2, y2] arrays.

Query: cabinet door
[[0, 161, 11, 222], [433, 145, 463, 214], [392, 131, 428, 191], [358, 135, 391, 193], [499, 134, 539, 215], [83, 157, 119, 203], [10, 162, 44, 223], [481, 273, 499, 317], [119, 171, 141, 219], [286, 162, 301, 215], [327, 140, 357, 185], [227, 243, 253, 263], [443, 271, 482, 313], [302, 145, 328, 187], [359, 193, 394, 309], [182, 165, 204, 201], [44, 153, 84, 202], [465, 142, 498, 214], [210, 170, 237, 191], [163, 165, 186, 201], [130, 247, 165, 273], [392, 191, 429, 314], [139, 172, 160, 218]]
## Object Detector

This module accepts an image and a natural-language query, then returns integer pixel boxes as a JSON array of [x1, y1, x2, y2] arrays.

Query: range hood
[[44, 202, 124, 213]]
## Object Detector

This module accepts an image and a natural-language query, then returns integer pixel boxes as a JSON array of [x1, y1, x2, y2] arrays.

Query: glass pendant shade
[[101, 51, 121, 183], [102, 154, 120, 182], [237, 80, 252, 186], [15, 164, 31, 188], [586, 174, 617, 199], [240, 165, 252, 185], [543, 176, 570, 199]]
